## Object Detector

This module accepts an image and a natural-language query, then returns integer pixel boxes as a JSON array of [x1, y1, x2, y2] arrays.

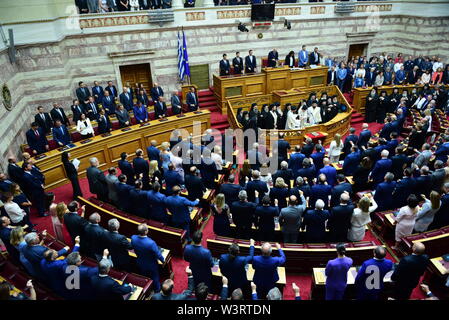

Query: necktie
[[58, 108, 63, 119], [107, 96, 110, 102], [126, 93, 129, 100], [158, 88, 160, 95], [92, 103, 97, 113], [35, 130, 39, 137]]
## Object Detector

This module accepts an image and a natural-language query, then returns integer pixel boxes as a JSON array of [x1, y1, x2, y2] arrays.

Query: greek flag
[[177, 31, 184, 81], [182, 30, 190, 79]]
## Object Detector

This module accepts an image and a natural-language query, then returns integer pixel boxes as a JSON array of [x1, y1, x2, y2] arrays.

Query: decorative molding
[[275, 7, 301, 16], [356, 4, 393, 12], [185, 11, 206, 21], [79, 14, 148, 28], [310, 6, 325, 15], [107, 49, 155, 58], [217, 10, 251, 19], [2, 83, 12, 111]]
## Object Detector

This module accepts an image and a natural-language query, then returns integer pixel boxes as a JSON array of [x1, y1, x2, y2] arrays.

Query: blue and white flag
[[177, 31, 185, 81], [182, 30, 190, 80]]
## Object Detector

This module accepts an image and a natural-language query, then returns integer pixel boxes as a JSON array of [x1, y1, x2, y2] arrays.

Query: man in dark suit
[[115, 174, 134, 211], [358, 123, 372, 148], [154, 96, 168, 118], [373, 172, 396, 212], [139, 0, 151, 9], [254, 196, 279, 241], [288, 145, 305, 174], [309, 47, 321, 65], [232, 51, 244, 75], [164, 162, 184, 195], [327, 66, 337, 85], [84, 95, 101, 121], [105, 81, 118, 98], [365, 67, 377, 87], [267, 48, 279, 68], [128, 180, 149, 217], [150, 82, 164, 102], [343, 146, 361, 176], [330, 174, 353, 207], [101, 90, 116, 115], [272, 161, 293, 188], [91, 81, 104, 104], [274, 132, 291, 164], [102, 218, 132, 270], [186, 87, 199, 112], [406, 66, 421, 84], [76, 81, 91, 104], [52, 120, 71, 147], [391, 242, 429, 300], [118, 152, 135, 186], [119, 87, 134, 111], [82, 212, 106, 259], [245, 49, 257, 73], [50, 103, 70, 126], [185, 166, 206, 201], [146, 140, 161, 166], [166, 186, 199, 241], [131, 223, 165, 292], [136, 89, 149, 106], [328, 192, 354, 242], [86, 157, 108, 201], [319, 158, 337, 186], [34, 106, 53, 134], [219, 175, 242, 206], [369, 150, 392, 186], [97, 109, 112, 134], [170, 91, 182, 115], [22, 161, 47, 217], [133, 149, 150, 188], [343, 127, 358, 157], [245, 171, 269, 203], [252, 242, 286, 299], [71, 99, 85, 123], [26, 122, 49, 155], [392, 168, 417, 207], [7, 157, 24, 186], [183, 231, 214, 287], [219, 240, 255, 298], [64, 201, 88, 243], [220, 54, 231, 76], [231, 190, 256, 239], [302, 137, 315, 158], [115, 104, 131, 128], [90, 255, 134, 300]]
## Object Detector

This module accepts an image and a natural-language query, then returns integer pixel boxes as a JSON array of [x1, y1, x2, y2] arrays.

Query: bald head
[[261, 242, 272, 257], [374, 246, 386, 259], [340, 192, 350, 204], [362, 123, 368, 129], [161, 279, 174, 296], [412, 242, 425, 255]]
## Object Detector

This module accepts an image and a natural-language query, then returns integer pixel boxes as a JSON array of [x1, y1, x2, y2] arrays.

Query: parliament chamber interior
[[0, 0, 449, 305]]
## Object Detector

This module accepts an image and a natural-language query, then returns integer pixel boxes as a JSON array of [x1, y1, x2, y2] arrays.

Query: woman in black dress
[[211, 193, 232, 237], [353, 157, 373, 192], [365, 88, 379, 123], [61, 152, 83, 200]]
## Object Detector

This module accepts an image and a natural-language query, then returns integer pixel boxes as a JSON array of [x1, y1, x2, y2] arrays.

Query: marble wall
[[1, 12, 449, 171]]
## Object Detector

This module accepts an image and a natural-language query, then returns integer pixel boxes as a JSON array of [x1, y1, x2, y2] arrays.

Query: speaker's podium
[[213, 65, 328, 114]]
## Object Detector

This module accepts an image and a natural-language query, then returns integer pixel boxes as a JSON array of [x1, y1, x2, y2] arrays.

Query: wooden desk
[[27, 110, 210, 190], [311, 267, 394, 300], [214, 66, 328, 113], [0, 275, 24, 297], [385, 213, 396, 227], [429, 257, 448, 277], [115, 279, 143, 300]]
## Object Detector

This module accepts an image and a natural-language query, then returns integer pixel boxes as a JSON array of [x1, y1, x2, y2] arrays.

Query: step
[[198, 90, 214, 97], [200, 101, 218, 108], [199, 95, 216, 103]]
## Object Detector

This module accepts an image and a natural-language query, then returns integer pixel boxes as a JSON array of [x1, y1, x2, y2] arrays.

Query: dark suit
[[200, 159, 218, 189], [302, 209, 331, 242], [115, 109, 130, 127], [150, 86, 164, 102], [34, 112, 53, 134], [374, 181, 397, 211], [52, 125, 71, 146], [343, 151, 361, 176], [165, 195, 199, 239], [133, 157, 149, 184], [64, 211, 88, 243], [185, 174, 206, 201], [101, 95, 117, 115], [288, 152, 305, 173], [83, 223, 106, 260], [115, 182, 134, 212], [309, 51, 320, 65], [76, 87, 91, 103], [254, 205, 279, 241], [170, 95, 182, 115], [184, 244, 214, 287], [105, 85, 118, 98], [370, 159, 392, 186], [245, 55, 257, 73], [92, 85, 104, 103], [267, 50, 278, 68], [50, 107, 70, 126], [119, 92, 134, 111], [252, 249, 286, 298], [219, 245, 254, 296], [7, 163, 24, 185], [26, 128, 48, 154], [86, 166, 108, 201], [118, 160, 135, 186], [343, 134, 358, 156], [154, 100, 167, 118], [232, 56, 244, 74], [330, 182, 353, 207], [129, 188, 149, 218], [219, 59, 231, 76], [358, 129, 372, 148], [186, 92, 199, 111], [392, 177, 417, 207], [245, 179, 269, 203], [71, 104, 85, 123], [90, 274, 133, 300], [231, 200, 256, 239], [97, 114, 112, 134], [22, 171, 45, 216], [328, 204, 354, 242], [219, 183, 242, 206], [391, 254, 429, 300], [136, 93, 149, 106]]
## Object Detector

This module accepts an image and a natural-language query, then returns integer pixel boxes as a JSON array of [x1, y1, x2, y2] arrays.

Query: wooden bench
[[398, 226, 449, 258]]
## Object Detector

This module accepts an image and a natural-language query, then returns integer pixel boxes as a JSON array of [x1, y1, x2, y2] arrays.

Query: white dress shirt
[[77, 118, 94, 135], [4, 201, 26, 224]]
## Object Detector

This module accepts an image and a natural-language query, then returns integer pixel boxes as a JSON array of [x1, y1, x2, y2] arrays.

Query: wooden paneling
[[119, 63, 152, 93], [27, 111, 211, 190], [190, 64, 210, 90]]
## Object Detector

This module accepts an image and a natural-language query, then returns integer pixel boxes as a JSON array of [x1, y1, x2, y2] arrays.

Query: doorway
[[348, 43, 369, 60], [189, 64, 210, 90], [119, 63, 153, 93]]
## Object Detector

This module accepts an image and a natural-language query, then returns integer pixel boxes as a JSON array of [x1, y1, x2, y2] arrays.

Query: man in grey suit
[[86, 157, 108, 201], [115, 104, 131, 128], [279, 193, 306, 243], [105, 167, 119, 206], [171, 91, 182, 115]]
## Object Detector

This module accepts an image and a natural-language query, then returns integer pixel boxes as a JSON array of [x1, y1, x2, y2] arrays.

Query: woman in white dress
[[348, 194, 378, 242], [328, 133, 344, 163], [393, 194, 420, 249]]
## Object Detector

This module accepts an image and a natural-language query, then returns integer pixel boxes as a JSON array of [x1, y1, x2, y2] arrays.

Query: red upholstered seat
[[306, 244, 328, 249], [71, 132, 81, 142], [425, 230, 444, 238], [147, 220, 164, 228], [214, 236, 234, 243], [48, 139, 58, 150], [352, 241, 375, 247], [101, 203, 116, 212], [1, 261, 19, 279], [283, 243, 306, 248], [108, 269, 127, 281]]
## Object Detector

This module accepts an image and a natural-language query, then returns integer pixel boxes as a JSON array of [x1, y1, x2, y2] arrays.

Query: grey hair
[[99, 258, 112, 274], [444, 182, 449, 190], [66, 252, 82, 266], [89, 157, 98, 166], [89, 213, 100, 223], [280, 161, 288, 169], [315, 199, 325, 210], [267, 287, 282, 300], [296, 176, 304, 186], [381, 150, 389, 158], [108, 218, 120, 231], [238, 190, 247, 201], [24, 232, 38, 245]]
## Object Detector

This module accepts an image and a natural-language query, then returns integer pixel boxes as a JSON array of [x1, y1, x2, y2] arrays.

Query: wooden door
[[189, 64, 210, 90], [119, 63, 152, 93], [348, 43, 368, 60]]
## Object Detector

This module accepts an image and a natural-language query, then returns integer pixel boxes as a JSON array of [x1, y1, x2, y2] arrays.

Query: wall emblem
[[2, 83, 12, 111]]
